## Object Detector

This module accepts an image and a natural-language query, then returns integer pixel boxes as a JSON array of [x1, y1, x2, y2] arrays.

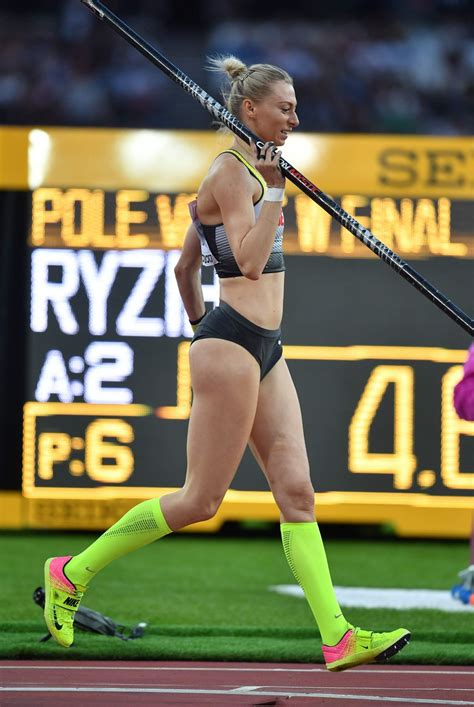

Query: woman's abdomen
[[219, 272, 285, 329]]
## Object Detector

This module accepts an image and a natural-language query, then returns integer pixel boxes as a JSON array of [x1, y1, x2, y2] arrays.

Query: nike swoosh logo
[[334, 613, 343, 619], [53, 607, 63, 630], [86, 567, 95, 573]]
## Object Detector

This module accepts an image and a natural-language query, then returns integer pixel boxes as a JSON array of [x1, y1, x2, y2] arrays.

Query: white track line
[[5, 683, 474, 694], [1, 665, 473, 676], [1, 687, 474, 704], [233, 687, 474, 693]]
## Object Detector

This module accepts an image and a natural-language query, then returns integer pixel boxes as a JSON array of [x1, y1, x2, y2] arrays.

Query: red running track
[[1, 661, 474, 706]]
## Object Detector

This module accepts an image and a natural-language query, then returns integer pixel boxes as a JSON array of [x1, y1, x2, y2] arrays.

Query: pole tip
[[80, 0, 105, 20]]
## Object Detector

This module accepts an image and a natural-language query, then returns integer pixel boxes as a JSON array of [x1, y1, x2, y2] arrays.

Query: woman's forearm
[[237, 201, 282, 280], [175, 267, 206, 321]]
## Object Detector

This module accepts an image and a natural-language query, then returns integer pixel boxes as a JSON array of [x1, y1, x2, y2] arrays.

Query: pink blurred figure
[[453, 343, 474, 422]]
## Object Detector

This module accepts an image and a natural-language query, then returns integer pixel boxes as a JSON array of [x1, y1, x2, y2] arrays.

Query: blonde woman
[[43, 56, 410, 671]]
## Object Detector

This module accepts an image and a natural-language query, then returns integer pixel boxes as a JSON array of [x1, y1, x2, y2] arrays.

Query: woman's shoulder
[[209, 151, 252, 178], [205, 151, 255, 193]]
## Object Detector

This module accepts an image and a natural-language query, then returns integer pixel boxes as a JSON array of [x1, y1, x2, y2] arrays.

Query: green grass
[[0, 530, 471, 663]]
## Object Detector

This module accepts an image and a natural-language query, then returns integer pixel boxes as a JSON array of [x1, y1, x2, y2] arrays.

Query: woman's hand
[[253, 142, 285, 188]]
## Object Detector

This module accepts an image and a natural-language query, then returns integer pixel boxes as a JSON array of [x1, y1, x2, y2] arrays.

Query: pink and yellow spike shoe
[[323, 626, 411, 672], [44, 556, 85, 647]]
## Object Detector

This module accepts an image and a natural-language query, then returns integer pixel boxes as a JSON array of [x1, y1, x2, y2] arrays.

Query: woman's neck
[[230, 138, 255, 164]]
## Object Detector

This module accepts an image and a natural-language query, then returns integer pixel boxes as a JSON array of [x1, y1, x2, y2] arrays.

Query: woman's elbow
[[174, 263, 184, 278], [244, 269, 261, 281], [238, 258, 261, 280], [174, 260, 198, 279]]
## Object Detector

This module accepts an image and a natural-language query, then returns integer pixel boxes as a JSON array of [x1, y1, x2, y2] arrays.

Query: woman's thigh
[[249, 357, 315, 519], [185, 337, 261, 497]]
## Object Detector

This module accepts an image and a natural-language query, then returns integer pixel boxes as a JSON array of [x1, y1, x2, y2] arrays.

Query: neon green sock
[[280, 521, 349, 646], [65, 498, 172, 588]]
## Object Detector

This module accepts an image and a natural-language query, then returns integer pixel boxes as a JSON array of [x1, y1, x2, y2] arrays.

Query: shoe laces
[[353, 627, 375, 642]]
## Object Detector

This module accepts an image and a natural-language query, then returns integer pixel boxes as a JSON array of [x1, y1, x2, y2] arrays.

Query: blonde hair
[[207, 55, 293, 120]]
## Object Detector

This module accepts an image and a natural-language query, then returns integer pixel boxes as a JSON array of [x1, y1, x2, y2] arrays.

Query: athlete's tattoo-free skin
[[44, 60, 410, 668]]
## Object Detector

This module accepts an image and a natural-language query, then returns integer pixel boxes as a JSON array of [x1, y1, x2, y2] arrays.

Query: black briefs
[[191, 301, 283, 380]]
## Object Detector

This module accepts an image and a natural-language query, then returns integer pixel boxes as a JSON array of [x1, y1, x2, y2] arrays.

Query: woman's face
[[242, 80, 299, 147]]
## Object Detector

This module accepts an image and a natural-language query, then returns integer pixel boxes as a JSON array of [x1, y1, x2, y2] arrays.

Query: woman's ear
[[242, 98, 255, 119]]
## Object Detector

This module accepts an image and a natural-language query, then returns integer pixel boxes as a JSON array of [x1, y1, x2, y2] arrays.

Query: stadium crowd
[[1, 0, 472, 134]]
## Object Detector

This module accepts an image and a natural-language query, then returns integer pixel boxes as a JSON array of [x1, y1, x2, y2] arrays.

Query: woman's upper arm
[[175, 222, 202, 272], [212, 160, 256, 256]]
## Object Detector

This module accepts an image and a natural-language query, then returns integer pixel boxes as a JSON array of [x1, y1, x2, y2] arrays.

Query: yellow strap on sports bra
[[221, 149, 266, 197]]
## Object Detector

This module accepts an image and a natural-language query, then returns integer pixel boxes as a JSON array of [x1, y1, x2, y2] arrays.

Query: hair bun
[[206, 54, 248, 81], [227, 64, 249, 81]]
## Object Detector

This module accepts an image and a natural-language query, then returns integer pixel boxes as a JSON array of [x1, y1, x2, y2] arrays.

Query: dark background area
[[1, 0, 473, 134], [0, 192, 29, 490]]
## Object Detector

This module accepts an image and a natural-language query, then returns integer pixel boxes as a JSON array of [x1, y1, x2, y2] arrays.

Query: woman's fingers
[[271, 148, 281, 164], [256, 141, 274, 160], [254, 141, 285, 187]]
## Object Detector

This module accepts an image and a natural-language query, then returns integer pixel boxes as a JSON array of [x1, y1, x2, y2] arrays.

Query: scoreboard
[[2, 127, 473, 536]]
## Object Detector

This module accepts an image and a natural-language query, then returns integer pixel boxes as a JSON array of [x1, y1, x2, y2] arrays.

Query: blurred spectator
[[0, 0, 472, 133]]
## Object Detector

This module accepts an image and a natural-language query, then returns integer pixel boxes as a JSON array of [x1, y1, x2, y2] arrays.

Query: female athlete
[[43, 56, 410, 671]]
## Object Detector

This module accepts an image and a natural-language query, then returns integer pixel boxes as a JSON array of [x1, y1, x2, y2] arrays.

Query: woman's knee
[[180, 486, 225, 524], [271, 476, 315, 516], [285, 487, 315, 515], [263, 439, 312, 497]]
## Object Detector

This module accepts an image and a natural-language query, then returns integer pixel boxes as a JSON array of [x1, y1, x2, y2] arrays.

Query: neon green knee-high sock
[[280, 522, 349, 646], [65, 498, 172, 588]]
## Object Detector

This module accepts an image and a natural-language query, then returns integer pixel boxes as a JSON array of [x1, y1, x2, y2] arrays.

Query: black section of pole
[[80, 0, 473, 337], [79, 0, 254, 143]]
